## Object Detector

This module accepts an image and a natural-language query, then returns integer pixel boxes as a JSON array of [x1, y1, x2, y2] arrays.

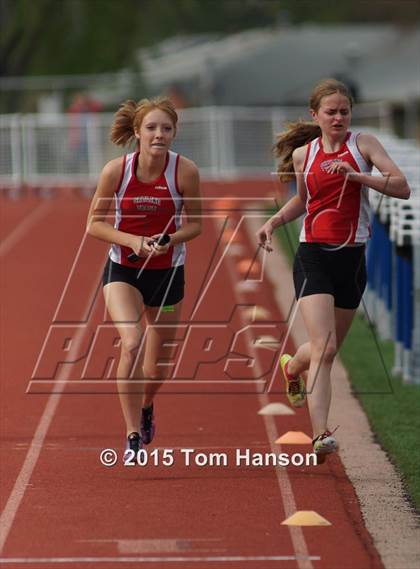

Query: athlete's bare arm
[[326, 134, 410, 200], [86, 158, 153, 257], [256, 146, 307, 250]]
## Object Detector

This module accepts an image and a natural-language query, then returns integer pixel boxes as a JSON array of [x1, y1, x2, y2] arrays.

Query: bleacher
[[365, 130, 420, 382]]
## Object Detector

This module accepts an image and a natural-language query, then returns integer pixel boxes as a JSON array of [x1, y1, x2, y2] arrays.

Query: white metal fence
[[0, 103, 393, 185]]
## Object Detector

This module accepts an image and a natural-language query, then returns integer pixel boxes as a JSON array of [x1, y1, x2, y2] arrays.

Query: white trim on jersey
[[348, 133, 372, 243], [165, 150, 186, 267], [355, 185, 371, 242], [300, 138, 320, 243], [303, 138, 320, 189], [110, 153, 136, 264], [348, 132, 370, 173]]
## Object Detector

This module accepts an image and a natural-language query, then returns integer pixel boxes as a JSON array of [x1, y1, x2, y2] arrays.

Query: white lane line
[[78, 538, 222, 555], [0, 270, 102, 554], [219, 216, 314, 569], [0, 555, 321, 564], [0, 395, 61, 553], [0, 201, 52, 257]]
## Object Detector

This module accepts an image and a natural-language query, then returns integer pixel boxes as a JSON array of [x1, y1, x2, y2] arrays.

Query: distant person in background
[[256, 78, 410, 463], [68, 92, 102, 114], [165, 84, 190, 109], [68, 93, 102, 172], [86, 97, 201, 458]]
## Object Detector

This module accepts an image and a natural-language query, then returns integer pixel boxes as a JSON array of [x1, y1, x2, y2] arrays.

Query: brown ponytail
[[110, 96, 178, 148], [274, 122, 321, 182]]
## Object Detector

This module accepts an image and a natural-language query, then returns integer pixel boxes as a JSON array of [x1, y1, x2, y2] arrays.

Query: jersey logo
[[132, 196, 161, 211], [154, 185, 168, 190], [338, 150, 349, 158]]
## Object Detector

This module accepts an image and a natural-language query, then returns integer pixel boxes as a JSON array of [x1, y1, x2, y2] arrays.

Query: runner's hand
[[130, 236, 154, 258], [326, 160, 356, 176], [149, 233, 172, 256], [256, 222, 273, 252]]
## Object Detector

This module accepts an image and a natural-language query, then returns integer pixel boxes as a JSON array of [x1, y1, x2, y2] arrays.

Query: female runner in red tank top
[[256, 79, 410, 462], [87, 97, 202, 457]]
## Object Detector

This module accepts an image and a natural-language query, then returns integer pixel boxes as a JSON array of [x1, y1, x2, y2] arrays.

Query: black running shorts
[[102, 258, 185, 307], [293, 243, 367, 309]]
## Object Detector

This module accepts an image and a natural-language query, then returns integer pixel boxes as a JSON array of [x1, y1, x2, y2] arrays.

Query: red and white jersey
[[110, 150, 186, 269], [300, 132, 372, 244]]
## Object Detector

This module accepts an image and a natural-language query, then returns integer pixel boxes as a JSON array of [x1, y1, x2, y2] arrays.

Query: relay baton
[[127, 233, 171, 262]]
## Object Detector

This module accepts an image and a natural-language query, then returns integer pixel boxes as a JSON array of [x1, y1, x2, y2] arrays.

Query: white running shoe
[[312, 429, 339, 464]]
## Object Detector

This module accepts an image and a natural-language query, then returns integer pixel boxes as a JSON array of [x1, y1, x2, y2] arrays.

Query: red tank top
[[301, 132, 372, 244], [109, 150, 186, 269]]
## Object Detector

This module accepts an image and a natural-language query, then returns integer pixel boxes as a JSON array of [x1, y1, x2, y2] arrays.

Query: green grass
[[340, 314, 420, 511], [274, 218, 300, 266], [273, 216, 420, 512]]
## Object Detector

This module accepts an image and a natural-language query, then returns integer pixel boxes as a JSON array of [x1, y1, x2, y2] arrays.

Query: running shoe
[[124, 431, 142, 461], [140, 403, 156, 445], [280, 354, 306, 408], [312, 430, 338, 464]]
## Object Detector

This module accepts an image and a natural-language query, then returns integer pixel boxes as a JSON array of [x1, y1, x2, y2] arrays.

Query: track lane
[[0, 193, 100, 513], [1, 190, 300, 568], [0, 184, 382, 568]]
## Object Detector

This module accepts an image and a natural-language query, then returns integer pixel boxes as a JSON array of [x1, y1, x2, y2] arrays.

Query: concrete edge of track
[[245, 211, 420, 569]]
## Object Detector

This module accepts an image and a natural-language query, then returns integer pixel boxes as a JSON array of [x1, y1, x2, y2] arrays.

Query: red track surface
[[0, 183, 383, 569]]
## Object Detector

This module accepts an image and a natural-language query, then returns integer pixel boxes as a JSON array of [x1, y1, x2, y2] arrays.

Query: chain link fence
[[0, 103, 393, 185]]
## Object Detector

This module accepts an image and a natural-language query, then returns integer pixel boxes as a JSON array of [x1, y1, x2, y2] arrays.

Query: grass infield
[[274, 219, 420, 512], [339, 314, 420, 511]]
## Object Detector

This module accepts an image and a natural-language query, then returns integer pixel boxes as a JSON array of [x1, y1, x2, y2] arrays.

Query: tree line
[[1, 0, 419, 78]]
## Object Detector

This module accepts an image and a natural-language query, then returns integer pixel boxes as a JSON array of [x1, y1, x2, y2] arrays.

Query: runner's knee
[[143, 364, 161, 380], [120, 330, 142, 356], [311, 339, 337, 363]]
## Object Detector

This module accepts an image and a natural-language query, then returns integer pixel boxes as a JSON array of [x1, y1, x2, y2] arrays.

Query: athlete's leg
[[334, 306, 358, 348], [286, 342, 311, 378], [286, 304, 358, 378], [141, 302, 183, 407], [296, 293, 337, 438], [103, 282, 144, 436]]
